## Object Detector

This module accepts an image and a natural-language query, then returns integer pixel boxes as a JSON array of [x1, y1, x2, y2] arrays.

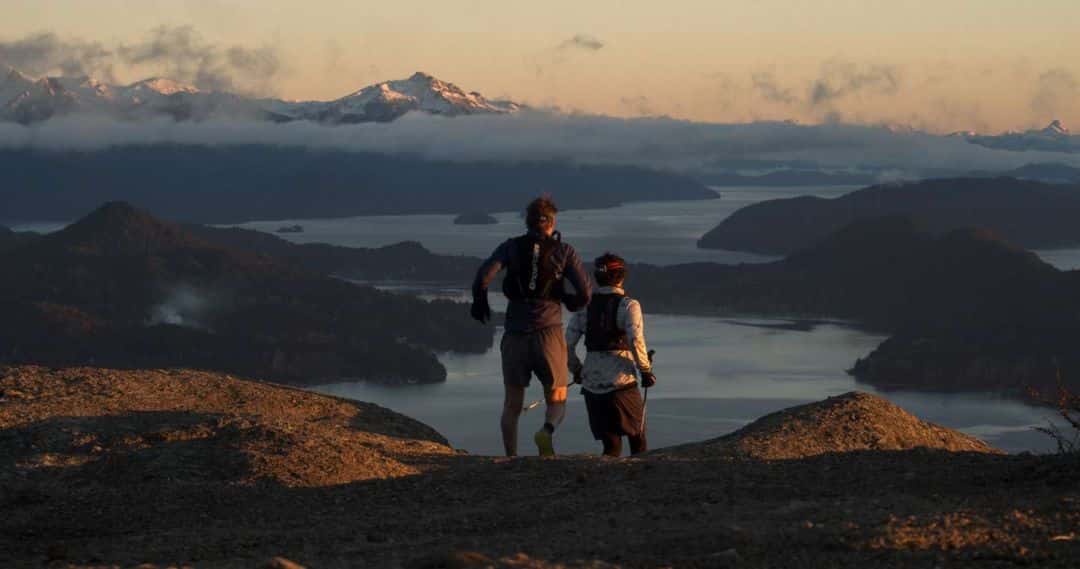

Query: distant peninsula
[[698, 177, 1080, 255], [633, 216, 1080, 397]]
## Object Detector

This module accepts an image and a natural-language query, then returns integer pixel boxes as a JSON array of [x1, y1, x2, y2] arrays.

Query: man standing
[[471, 196, 591, 457], [566, 252, 656, 456]]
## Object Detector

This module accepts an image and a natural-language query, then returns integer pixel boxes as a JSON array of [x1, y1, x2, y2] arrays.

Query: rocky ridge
[[2, 365, 1077, 568], [659, 392, 1000, 460]]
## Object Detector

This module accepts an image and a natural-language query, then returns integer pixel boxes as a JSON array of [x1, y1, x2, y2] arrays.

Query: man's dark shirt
[[472, 231, 591, 333]]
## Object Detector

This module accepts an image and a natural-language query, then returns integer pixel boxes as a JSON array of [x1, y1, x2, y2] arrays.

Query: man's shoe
[[534, 429, 555, 457]]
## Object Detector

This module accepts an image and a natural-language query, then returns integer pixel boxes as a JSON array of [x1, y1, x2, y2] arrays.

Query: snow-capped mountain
[[0, 65, 36, 107], [273, 72, 519, 123], [117, 77, 199, 105], [963, 120, 1079, 154], [1041, 119, 1069, 137], [0, 67, 519, 125]]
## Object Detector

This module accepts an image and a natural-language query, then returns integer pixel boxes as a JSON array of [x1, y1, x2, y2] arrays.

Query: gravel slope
[[1, 366, 1076, 568]]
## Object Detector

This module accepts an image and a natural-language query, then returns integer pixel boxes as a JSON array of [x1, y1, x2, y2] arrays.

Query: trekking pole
[[640, 349, 656, 435], [523, 397, 543, 413], [523, 368, 582, 414]]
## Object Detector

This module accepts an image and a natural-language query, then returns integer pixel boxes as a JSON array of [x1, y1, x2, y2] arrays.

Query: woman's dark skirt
[[583, 384, 644, 439]]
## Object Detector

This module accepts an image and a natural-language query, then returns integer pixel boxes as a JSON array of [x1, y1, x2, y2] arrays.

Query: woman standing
[[566, 253, 657, 456]]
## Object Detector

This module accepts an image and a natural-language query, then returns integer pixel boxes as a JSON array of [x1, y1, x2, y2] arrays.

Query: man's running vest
[[501, 233, 564, 302], [585, 292, 631, 352]]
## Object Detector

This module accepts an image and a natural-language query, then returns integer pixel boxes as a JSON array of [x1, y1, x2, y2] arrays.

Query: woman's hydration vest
[[585, 292, 631, 352]]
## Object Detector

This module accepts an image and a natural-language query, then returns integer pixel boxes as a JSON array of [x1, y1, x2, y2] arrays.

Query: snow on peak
[[2, 64, 32, 83], [124, 77, 199, 96], [310, 71, 517, 122], [1043, 120, 1069, 136], [0, 65, 36, 107], [0, 64, 520, 125]]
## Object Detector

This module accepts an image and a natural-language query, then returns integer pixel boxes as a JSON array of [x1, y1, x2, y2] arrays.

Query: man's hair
[[525, 195, 558, 232], [594, 252, 627, 286]]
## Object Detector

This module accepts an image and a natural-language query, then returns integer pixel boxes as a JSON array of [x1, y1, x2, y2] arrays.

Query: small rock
[[265, 556, 306, 569]]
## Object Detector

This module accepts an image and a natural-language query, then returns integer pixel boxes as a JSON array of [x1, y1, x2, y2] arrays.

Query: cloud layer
[[1, 111, 1076, 175], [0, 26, 280, 94]]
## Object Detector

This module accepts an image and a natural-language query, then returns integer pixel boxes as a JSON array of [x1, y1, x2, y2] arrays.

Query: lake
[[234, 185, 1080, 270], [317, 286, 1062, 456]]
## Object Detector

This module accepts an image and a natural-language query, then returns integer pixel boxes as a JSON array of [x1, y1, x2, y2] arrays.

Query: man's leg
[[500, 332, 530, 457], [544, 398, 566, 432], [501, 384, 525, 456], [538, 326, 569, 432], [629, 432, 648, 455], [533, 327, 569, 456]]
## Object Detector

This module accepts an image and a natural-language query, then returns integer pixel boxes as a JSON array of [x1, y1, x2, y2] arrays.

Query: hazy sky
[[3, 0, 1079, 132]]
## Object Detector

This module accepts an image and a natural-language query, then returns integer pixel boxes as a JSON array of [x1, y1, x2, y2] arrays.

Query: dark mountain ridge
[[184, 224, 479, 283], [640, 217, 1063, 327], [0, 225, 37, 253], [0, 145, 716, 225], [0, 202, 494, 384], [633, 216, 1080, 395], [698, 177, 1080, 255]]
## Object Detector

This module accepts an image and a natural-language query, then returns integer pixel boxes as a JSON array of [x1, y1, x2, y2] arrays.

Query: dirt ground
[[1, 365, 1077, 568]]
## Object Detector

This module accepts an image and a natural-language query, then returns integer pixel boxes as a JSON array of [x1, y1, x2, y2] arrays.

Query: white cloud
[[2, 111, 1077, 173]]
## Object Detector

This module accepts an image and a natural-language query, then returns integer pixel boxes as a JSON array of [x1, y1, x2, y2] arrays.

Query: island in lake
[[453, 212, 499, 225], [275, 224, 304, 233]]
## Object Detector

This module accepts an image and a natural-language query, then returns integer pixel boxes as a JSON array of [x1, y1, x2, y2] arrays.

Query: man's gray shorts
[[500, 326, 569, 402]]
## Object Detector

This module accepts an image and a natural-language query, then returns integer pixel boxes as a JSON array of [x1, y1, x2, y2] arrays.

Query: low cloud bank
[[0, 26, 280, 95], [0, 111, 1076, 174]]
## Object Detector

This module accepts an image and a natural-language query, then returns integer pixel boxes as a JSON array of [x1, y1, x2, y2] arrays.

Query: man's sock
[[544, 401, 566, 432]]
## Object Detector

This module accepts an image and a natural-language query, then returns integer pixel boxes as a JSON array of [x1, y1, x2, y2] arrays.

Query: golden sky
[[3, 0, 1078, 132]]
